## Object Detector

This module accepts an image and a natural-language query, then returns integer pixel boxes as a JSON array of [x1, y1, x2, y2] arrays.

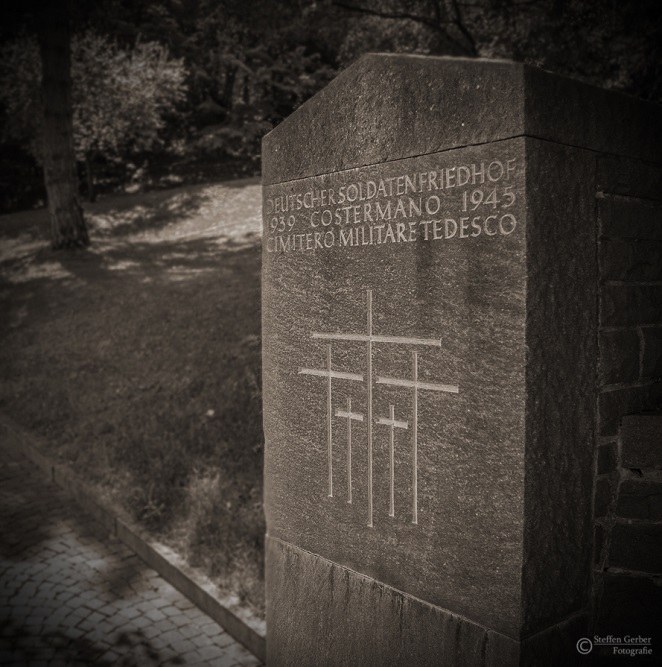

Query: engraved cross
[[299, 345, 363, 497], [375, 404, 408, 518], [335, 397, 364, 504], [377, 351, 458, 524]]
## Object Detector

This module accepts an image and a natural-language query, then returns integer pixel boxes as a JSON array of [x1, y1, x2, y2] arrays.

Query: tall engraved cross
[[299, 289, 459, 527]]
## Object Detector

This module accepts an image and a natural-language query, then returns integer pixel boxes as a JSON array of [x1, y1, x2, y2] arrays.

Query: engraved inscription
[[299, 290, 459, 527], [265, 157, 519, 253]]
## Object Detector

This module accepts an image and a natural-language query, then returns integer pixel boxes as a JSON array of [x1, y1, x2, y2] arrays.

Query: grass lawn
[[0, 178, 265, 616]]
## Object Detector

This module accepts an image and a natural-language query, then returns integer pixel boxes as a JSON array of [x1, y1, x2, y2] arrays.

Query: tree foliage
[[1, 0, 660, 214], [72, 33, 187, 160], [94, 1, 336, 160], [0, 32, 187, 164], [194, 44, 335, 160], [329, 0, 662, 103]]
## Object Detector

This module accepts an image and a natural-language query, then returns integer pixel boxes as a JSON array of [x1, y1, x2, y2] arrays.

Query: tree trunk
[[37, 2, 89, 249]]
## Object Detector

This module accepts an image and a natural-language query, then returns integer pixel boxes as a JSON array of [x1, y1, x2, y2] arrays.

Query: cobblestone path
[[0, 444, 262, 666]]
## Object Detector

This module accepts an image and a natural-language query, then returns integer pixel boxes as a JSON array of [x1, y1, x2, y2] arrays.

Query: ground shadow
[[0, 458, 65, 560], [0, 616, 184, 666], [0, 450, 154, 594], [0, 176, 261, 276], [0, 178, 265, 615], [89, 186, 217, 239]]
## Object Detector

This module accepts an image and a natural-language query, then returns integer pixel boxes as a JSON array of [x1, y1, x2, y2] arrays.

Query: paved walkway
[[0, 443, 262, 666]]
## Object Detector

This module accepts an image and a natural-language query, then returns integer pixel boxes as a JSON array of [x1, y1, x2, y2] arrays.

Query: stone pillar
[[261, 55, 662, 665]]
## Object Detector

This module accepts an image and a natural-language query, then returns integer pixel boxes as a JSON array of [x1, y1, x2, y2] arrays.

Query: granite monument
[[261, 55, 662, 665]]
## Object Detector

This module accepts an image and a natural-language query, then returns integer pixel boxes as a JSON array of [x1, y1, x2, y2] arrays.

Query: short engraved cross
[[377, 351, 458, 523], [299, 345, 363, 497], [375, 404, 408, 518], [335, 397, 364, 504]]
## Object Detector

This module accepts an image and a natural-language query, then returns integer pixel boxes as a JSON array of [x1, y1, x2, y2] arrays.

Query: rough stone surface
[[599, 388, 662, 438], [594, 476, 617, 518], [616, 480, 662, 521], [600, 238, 662, 282], [597, 156, 662, 201], [0, 444, 261, 667], [264, 136, 597, 639], [519, 614, 589, 665], [475, 616, 591, 666], [598, 197, 662, 240], [520, 140, 596, 636], [262, 54, 662, 665], [608, 523, 662, 573], [599, 330, 640, 386], [522, 65, 662, 164], [264, 139, 530, 637], [597, 442, 618, 475], [482, 632, 520, 665], [601, 285, 662, 328], [642, 328, 662, 380], [267, 537, 588, 666], [266, 537, 494, 667], [595, 572, 662, 643], [594, 523, 606, 565], [621, 414, 662, 468], [263, 55, 662, 186], [263, 55, 528, 185]]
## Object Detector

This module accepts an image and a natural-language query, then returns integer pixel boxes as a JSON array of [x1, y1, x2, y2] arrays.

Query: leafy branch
[[332, 0, 478, 55]]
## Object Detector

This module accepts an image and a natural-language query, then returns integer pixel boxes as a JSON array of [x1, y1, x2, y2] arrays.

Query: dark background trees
[[1, 0, 90, 247], [1, 0, 661, 223]]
